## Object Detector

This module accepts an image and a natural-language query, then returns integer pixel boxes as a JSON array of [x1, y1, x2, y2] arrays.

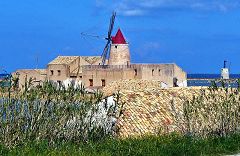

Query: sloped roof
[[48, 56, 79, 65], [115, 88, 202, 138], [111, 28, 126, 44], [81, 56, 102, 65]]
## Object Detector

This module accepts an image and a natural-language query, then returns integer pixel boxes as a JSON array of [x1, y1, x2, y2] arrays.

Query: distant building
[[221, 60, 230, 80], [13, 29, 187, 89], [13, 69, 47, 89]]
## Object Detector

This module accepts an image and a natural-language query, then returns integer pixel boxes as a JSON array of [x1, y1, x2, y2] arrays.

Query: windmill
[[81, 12, 116, 65], [101, 12, 116, 65]]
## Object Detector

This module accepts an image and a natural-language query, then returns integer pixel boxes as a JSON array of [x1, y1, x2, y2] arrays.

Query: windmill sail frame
[[101, 12, 116, 65]]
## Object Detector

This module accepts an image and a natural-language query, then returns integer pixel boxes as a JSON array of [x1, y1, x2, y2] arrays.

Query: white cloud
[[143, 42, 161, 49], [95, 0, 240, 16], [119, 9, 145, 16]]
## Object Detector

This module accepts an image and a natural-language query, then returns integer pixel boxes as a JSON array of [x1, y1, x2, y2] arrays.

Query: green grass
[[1, 133, 240, 156]]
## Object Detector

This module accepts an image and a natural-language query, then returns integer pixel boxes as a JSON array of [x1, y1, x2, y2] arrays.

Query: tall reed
[[180, 80, 240, 137], [0, 81, 118, 148]]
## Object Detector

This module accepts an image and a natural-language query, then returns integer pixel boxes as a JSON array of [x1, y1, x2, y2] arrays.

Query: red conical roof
[[111, 28, 127, 44]]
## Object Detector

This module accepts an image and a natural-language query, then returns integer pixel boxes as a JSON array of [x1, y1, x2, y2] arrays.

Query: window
[[80, 76, 82, 78], [115, 45, 118, 48], [57, 70, 61, 76], [50, 70, 54, 76], [102, 79, 106, 87], [89, 79, 93, 87], [127, 61, 129, 66], [158, 69, 161, 76], [173, 78, 178, 87], [152, 69, 154, 76], [134, 69, 138, 76]]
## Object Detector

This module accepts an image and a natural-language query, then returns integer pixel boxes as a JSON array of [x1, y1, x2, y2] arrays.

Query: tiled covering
[[102, 80, 204, 138], [115, 88, 202, 138], [102, 79, 163, 96], [81, 56, 102, 65], [48, 56, 79, 65]]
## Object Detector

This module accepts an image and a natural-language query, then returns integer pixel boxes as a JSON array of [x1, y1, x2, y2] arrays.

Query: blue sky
[[0, 0, 240, 74]]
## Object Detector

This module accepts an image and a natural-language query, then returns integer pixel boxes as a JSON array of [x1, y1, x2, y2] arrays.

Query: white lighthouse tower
[[221, 60, 229, 80]]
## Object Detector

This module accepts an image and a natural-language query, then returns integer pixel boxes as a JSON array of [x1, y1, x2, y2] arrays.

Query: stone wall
[[82, 68, 134, 87], [47, 64, 69, 81], [13, 69, 47, 89], [108, 44, 130, 65], [82, 64, 187, 88]]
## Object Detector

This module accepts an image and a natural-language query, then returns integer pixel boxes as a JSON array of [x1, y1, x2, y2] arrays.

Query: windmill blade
[[107, 12, 116, 40], [101, 11, 116, 65], [101, 40, 110, 65]]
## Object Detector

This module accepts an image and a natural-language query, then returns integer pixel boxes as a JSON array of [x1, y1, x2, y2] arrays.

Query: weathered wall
[[82, 63, 187, 88], [173, 64, 187, 87], [108, 44, 130, 65], [47, 64, 69, 81], [82, 68, 135, 87], [13, 69, 47, 89], [139, 64, 175, 87]]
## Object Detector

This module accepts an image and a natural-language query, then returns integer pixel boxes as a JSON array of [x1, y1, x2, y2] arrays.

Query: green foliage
[[1, 133, 240, 156], [0, 81, 114, 149], [2, 79, 240, 155]]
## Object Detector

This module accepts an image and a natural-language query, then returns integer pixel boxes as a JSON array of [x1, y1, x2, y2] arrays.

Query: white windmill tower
[[82, 12, 130, 66], [100, 12, 130, 66]]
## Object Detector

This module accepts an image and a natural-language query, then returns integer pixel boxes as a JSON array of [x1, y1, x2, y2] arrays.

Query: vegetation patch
[[1, 133, 240, 156], [1, 78, 240, 155]]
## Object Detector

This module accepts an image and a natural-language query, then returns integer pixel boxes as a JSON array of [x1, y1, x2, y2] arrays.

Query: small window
[[134, 69, 137, 76], [57, 70, 61, 76], [127, 61, 130, 66], [115, 45, 118, 48], [152, 69, 154, 76], [50, 70, 54, 76], [158, 69, 161, 76], [80, 76, 82, 78], [173, 78, 178, 87], [102, 79, 106, 87], [89, 79, 93, 87]]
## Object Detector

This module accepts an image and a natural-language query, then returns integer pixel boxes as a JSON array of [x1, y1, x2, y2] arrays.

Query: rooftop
[[81, 56, 102, 65], [112, 28, 127, 44], [48, 56, 79, 65]]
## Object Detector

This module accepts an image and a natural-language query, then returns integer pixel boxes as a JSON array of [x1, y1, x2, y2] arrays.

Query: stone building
[[13, 69, 47, 89], [14, 28, 187, 89]]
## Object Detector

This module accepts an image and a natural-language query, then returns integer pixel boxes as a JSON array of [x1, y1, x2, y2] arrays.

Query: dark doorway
[[102, 79, 106, 87], [89, 79, 93, 87]]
